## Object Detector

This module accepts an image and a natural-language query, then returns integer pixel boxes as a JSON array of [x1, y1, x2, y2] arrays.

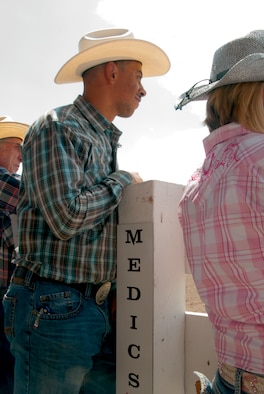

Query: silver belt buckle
[[95, 282, 111, 305]]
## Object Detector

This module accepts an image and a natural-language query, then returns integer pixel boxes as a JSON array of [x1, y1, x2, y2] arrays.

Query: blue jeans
[[0, 296, 14, 394], [212, 369, 249, 393], [3, 277, 115, 394]]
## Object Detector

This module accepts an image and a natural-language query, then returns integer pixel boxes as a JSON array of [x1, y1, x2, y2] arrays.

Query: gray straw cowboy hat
[[55, 28, 171, 84], [0, 116, 28, 140], [175, 30, 264, 110]]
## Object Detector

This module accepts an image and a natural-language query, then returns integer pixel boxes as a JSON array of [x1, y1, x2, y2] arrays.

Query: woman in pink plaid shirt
[[176, 30, 264, 394]]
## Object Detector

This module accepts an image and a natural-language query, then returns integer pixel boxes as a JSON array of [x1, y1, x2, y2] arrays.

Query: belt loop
[[84, 283, 92, 299], [234, 368, 243, 394], [23, 268, 34, 287]]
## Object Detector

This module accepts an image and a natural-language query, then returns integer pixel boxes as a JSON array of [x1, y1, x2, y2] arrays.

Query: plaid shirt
[[0, 168, 20, 288], [17, 95, 132, 284], [178, 123, 264, 374]]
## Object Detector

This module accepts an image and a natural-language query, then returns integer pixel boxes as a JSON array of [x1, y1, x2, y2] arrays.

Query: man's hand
[[129, 172, 143, 184]]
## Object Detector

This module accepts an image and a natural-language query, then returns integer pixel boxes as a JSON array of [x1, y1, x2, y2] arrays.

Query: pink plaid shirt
[[178, 123, 264, 374]]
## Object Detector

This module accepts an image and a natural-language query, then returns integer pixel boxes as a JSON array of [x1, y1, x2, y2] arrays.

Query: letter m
[[125, 229, 143, 245]]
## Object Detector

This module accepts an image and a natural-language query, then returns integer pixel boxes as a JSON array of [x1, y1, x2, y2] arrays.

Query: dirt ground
[[185, 274, 206, 313]]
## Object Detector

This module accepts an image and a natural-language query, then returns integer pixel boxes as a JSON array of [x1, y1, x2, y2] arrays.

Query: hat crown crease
[[79, 29, 133, 52]]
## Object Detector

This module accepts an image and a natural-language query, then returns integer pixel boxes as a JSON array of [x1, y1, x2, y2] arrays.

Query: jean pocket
[[3, 294, 17, 340], [33, 283, 83, 325]]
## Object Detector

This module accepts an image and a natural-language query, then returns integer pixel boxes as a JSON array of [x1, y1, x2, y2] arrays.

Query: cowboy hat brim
[[55, 38, 171, 84], [176, 53, 264, 110], [0, 121, 29, 140]]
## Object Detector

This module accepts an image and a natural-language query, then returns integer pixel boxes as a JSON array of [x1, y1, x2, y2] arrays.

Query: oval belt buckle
[[95, 282, 111, 305]]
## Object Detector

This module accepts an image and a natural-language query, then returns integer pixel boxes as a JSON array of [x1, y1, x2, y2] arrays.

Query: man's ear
[[105, 61, 119, 84]]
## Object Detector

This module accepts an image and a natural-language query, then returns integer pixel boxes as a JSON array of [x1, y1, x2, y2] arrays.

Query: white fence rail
[[116, 181, 217, 394]]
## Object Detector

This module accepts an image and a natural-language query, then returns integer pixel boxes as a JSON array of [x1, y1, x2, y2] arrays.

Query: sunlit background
[[1, 0, 263, 184]]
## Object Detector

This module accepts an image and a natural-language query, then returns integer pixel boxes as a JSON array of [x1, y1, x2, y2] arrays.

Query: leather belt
[[11, 266, 111, 305], [219, 362, 264, 394]]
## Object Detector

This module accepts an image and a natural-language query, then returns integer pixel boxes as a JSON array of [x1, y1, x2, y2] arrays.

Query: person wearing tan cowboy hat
[[176, 30, 264, 393], [0, 115, 28, 394], [3, 28, 170, 394]]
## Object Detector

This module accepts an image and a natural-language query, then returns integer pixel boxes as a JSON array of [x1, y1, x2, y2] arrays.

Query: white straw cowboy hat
[[175, 30, 264, 110], [55, 28, 171, 84], [0, 116, 28, 140]]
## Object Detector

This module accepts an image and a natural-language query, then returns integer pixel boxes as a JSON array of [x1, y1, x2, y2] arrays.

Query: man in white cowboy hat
[[176, 30, 264, 393], [0, 115, 28, 393], [3, 28, 170, 394]]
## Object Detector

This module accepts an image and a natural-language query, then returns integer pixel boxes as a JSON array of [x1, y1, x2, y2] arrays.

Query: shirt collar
[[73, 95, 122, 138], [203, 123, 252, 155]]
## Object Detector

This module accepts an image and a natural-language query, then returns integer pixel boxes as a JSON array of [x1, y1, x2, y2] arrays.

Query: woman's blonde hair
[[205, 82, 264, 133]]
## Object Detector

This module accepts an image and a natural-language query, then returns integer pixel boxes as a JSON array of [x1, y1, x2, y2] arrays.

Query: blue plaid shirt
[[16, 95, 133, 284]]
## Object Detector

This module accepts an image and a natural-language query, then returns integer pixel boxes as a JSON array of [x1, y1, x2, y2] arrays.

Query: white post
[[116, 180, 185, 394]]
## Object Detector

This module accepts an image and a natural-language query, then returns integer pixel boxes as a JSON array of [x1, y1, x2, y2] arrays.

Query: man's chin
[[118, 109, 137, 118]]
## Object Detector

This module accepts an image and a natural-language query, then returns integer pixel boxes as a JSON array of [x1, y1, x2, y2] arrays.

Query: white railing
[[116, 181, 217, 394]]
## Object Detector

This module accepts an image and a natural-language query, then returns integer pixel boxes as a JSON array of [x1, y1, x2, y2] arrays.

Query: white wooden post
[[116, 181, 185, 394]]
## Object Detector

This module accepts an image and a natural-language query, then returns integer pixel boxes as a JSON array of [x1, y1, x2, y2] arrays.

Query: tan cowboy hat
[[175, 30, 264, 110], [55, 28, 171, 84], [0, 116, 29, 140]]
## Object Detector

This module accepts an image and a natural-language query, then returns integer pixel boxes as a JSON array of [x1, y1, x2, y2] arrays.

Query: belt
[[219, 362, 264, 394], [11, 266, 111, 305]]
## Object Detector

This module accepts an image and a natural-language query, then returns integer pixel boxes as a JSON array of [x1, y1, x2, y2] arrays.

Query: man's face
[[115, 60, 147, 118], [0, 137, 22, 173]]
